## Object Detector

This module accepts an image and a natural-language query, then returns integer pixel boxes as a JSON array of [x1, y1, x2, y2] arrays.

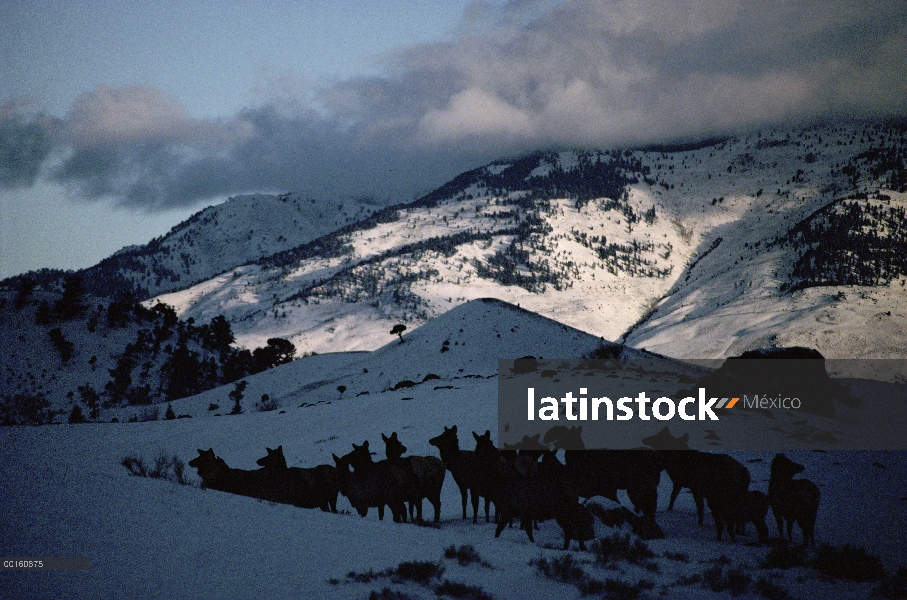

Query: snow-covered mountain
[[2, 192, 381, 299], [151, 120, 907, 359], [4, 119, 905, 424]]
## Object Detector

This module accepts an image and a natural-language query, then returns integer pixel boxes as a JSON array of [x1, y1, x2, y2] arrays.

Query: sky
[[2, 0, 907, 279]]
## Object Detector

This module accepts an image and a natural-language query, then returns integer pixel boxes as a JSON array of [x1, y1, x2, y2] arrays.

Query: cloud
[[2, 0, 906, 209], [0, 106, 57, 189]]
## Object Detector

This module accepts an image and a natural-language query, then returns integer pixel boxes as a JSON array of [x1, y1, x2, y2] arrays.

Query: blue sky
[[3, 0, 906, 279]]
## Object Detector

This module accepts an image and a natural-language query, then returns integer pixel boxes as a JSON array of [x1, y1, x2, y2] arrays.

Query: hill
[[149, 120, 907, 359]]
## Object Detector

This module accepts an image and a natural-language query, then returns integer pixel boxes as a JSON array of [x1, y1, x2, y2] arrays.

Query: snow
[[144, 122, 907, 363], [2, 299, 906, 599]]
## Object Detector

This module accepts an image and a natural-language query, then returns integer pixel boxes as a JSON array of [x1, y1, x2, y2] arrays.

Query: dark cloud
[[0, 109, 57, 188], [2, 0, 906, 209]]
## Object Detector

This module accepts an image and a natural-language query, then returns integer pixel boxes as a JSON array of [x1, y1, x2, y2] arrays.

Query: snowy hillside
[[0, 285, 296, 422], [1, 193, 381, 300], [2, 298, 906, 599], [152, 121, 907, 359]]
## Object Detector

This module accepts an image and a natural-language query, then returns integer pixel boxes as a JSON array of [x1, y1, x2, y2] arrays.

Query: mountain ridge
[[150, 120, 907, 359]]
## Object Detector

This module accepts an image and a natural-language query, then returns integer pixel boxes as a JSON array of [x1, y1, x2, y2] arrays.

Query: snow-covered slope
[[2, 193, 381, 300], [107, 298, 632, 423], [153, 121, 907, 360], [2, 298, 905, 599]]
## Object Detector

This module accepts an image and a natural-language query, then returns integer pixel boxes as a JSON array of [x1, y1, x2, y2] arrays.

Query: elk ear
[[382, 433, 389, 442], [473, 431, 480, 441], [451, 425, 457, 433], [332, 453, 341, 463], [576, 426, 582, 434], [362, 440, 370, 449], [352, 442, 360, 450], [391, 432, 398, 441], [680, 433, 689, 444], [276, 445, 282, 452]]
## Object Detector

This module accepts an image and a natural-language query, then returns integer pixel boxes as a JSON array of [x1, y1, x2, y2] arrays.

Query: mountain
[[150, 120, 907, 359], [1, 192, 382, 299]]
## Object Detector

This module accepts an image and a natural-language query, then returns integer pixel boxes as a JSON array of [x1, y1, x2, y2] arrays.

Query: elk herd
[[188, 425, 820, 551]]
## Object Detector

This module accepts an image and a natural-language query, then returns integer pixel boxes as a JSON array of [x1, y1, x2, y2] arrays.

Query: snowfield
[[3, 300, 906, 599]]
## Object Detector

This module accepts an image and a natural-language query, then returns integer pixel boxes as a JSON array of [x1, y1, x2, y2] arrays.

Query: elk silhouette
[[256, 446, 339, 512], [381, 432, 445, 523], [770, 454, 820, 547]]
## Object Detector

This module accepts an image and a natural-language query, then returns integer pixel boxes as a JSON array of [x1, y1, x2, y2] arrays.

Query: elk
[[734, 490, 770, 543], [769, 454, 820, 547], [189, 448, 275, 501], [492, 448, 592, 550], [333, 441, 409, 522], [381, 432, 445, 523], [255, 446, 339, 512], [641, 426, 751, 541], [543, 425, 662, 522], [428, 426, 493, 523]]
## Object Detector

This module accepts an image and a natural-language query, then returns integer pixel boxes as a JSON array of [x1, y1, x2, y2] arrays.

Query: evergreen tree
[[68, 405, 86, 424], [229, 380, 247, 415], [55, 275, 87, 320]]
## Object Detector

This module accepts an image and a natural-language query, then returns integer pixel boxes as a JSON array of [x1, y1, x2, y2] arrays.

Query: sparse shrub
[[347, 569, 385, 584], [122, 452, 189, 485], [164, 404, 176, 420], [663, 551, 688, 562], [392, 561, 443, 585], [208, 402, 219, 411], [809, 544, 887, 581], [434, 580, 494, 599], [121, 455, 148, 477], [443, 545, 487, 567], [873, 567, 907, 598], [531, 555, 586, 585], [256, 394, 278, 412], [135, 406, 159, 422], [590, 532, 655, 566], [754, 576, 795, 600], [368, 588, 414, 600], [601, 577, 653, 600]]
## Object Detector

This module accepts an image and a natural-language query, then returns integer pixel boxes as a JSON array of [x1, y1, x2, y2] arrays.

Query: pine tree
[[229, 380, 247, 415]]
